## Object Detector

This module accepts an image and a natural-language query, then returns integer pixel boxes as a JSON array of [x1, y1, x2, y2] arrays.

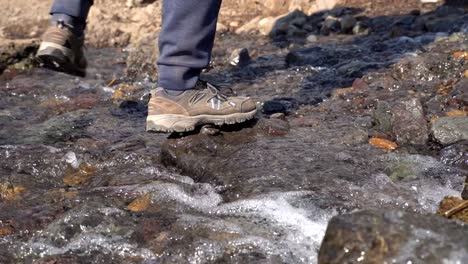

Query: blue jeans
[[50, 0, 222, 91]]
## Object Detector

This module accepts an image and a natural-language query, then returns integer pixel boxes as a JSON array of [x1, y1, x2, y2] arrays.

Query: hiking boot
[[146, 83, 257, 132], [36, 21, 87, 77]]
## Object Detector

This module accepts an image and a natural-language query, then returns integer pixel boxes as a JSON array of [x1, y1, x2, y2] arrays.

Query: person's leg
[[157, 0, 222, 91], [50, 0, 93, 36], [147, 0, 257, 132]]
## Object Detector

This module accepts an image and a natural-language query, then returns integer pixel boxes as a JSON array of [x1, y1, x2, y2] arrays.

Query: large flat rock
[[318, 210, 468, 264]]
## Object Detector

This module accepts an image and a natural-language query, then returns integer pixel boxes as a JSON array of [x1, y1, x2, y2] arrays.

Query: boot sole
[[146, 109, 257, 133], [36, 42, 86, 77]]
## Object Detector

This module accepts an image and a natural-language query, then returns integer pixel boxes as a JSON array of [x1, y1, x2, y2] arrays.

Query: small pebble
[[201, 125, 220, 136]]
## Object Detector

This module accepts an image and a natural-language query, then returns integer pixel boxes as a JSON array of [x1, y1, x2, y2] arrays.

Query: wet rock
[[318, 210, 468, 264], [391, 99, 429, 146], [127, 194, 152, 212], [373, 101, 393, 133], [340, 15, 356, 34], [439, 141, 468, 170], [463, 176, 468, 200], [257, 118, 290, 137], [13, 110, 95, 145], [229, 48, 251, 67], [63, 163, 97, 187], [432, 116, 468, 145], [337, 60, 378, 79], [263, 100, 287, 114], [0, 184, 26, 201]]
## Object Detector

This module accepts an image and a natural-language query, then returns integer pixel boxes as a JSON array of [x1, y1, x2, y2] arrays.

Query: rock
[[336, 60, 378, 78], [263, 101, 287, 114], [235, 16, 262, 35], [270, 10, 309, 37], [391, 99, 429, 146], [432, 116, 468, 145], [200, 125, 220, 136], [258, 0, 289, 15], [306, 34, 318, 43], [229, 48, 251, 67], [229, 21, 240, 28], [12, 110, 95, 145], [258, 17, 276, 36], [270, 113, 286, 120], [127, 194, 152, 212], [288, 0, 313, 12], [439, 141, 468, 170], [352, 21, 369, 35], [257, 118, 290, 137], [63, 163, 97, 187], [307, 0, 338, 15], [321, 15, 340, 34], [216, 23, 228, 33], [340, 15, 356, 34], [318, 210, 468, 264], [463, 176, 468, 200]]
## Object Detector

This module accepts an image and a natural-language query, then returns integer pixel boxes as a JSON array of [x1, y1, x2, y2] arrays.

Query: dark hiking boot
[[146, 83, 257, 132], [36, 21, 87, 77]]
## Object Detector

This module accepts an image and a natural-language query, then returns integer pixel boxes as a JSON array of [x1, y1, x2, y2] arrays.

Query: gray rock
[[263, 101, 287, 114], [391, 98, 429, 146], [320, 15, 340, 35], [439, 140, 468, 170], [306, 34, 318, 43], [229, 48, 251, 67], [373, 101, 393, 133], [432, 116, 468, 145], [17, 110, 95, 145], [319, 210, 468, 264], [340, 15, 356, 33], [463, 176, 468, 200], [352, 21, 368, 35]]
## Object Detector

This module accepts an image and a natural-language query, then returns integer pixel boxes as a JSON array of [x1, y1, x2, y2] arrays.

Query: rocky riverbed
[[0, 0, 467, 263]]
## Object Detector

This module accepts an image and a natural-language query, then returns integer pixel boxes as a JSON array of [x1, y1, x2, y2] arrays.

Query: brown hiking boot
[[36, 21, 87, 77], [146, 83, 257, 132]]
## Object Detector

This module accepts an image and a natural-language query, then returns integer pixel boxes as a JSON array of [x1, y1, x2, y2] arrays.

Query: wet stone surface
[[318, 210, 468, 264], [0, 3, 468, 264]]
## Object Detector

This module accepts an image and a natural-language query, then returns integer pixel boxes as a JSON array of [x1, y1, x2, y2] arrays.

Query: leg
[[50, 0, 94, 35], [157, 0, 222, 91], [147, 0, 257, 133]]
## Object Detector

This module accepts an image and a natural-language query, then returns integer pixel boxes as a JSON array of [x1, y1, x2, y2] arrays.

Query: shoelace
[[189, 82, 228, 105]]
